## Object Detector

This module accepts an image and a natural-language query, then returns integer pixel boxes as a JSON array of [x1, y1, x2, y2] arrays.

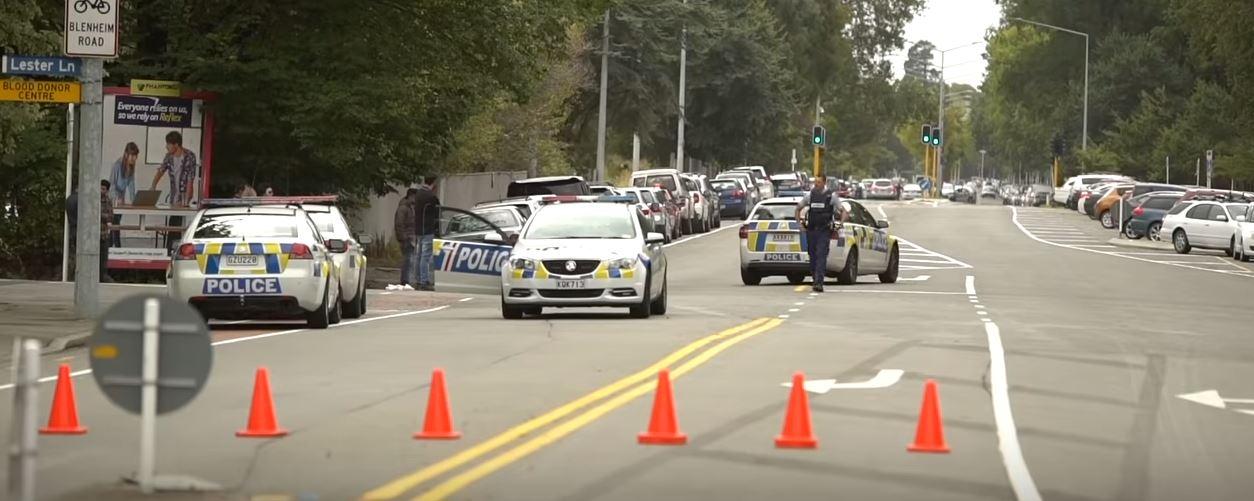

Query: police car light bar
[[203, 195, 339, 207]]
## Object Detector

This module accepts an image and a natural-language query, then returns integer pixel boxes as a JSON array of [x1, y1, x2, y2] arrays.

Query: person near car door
[[393, 187, 419, 287], [413, 176, 441, 291], [795, 177, 843, 293]]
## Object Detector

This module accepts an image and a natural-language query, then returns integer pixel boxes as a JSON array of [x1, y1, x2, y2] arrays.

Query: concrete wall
[[348, 171, 527, 245]]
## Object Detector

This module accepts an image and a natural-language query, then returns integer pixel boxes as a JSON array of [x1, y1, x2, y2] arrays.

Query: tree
[[903, 41, 939, 82]]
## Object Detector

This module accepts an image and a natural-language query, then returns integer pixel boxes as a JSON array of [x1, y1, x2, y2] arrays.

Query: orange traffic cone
[[775, 372, 817, 448], [236, 367, 288, 438], [907, 379, 950, 453], [638, 369, 687, 445], [40, 364, 87, 435], [414, 368, 461, 440]]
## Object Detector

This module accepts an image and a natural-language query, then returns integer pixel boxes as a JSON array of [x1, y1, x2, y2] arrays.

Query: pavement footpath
[[0, 279, 165, 364]]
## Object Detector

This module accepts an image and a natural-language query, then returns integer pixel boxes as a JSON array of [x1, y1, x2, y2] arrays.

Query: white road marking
[[977, 311, 988, 316], [974, 305, 985, 309], [982, 318, 992, 322], [965, 275, 976, 295], [778, 314, 790, 319], [876, 205, 889, 220], [788, 308, 800, 313], [820, 290, 968, 296], [901, 258, 958, 264], [458, 297, 474, 302], [663, 223, 738, 248], [898, 275, 931, 282], [893, 236, 973, 270], [978, 297, 1041, 499], [1011, 207, 1253, 279], [781, 369, 905, 394], [794, 302, 805, 306], [0, 305, 453, 391]]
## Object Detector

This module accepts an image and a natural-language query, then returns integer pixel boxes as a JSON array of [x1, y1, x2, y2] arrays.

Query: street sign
[[64, 0, 120, 58], [920, 178, 933, 191], [0, 79, 81, 103], [130, 79, 181, 97], [89, 295, 212, 414], [1, 55, 82, 77]]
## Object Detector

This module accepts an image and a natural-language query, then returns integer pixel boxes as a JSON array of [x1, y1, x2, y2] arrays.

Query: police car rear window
[[308, 212, 349, 237], [193, 214, 302, 239], [752, 204, 797, 221]]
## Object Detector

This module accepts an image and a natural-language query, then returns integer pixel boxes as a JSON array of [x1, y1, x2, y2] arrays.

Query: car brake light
[[1133, 207, 1144, 217], [734, 190, 744, 197], [692, 193, 700, 203], [738, 225, 749, 239], [175, 243, 196, 260], [290, 243, 314, 259]]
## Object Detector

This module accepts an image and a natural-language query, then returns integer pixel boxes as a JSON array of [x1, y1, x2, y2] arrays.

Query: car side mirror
[[1237, 215, 1247, 222], [875, 219, 890, 229], [645, 232, 666, 244], [484, 232, 506, 245], [1216, 215, 1229, 222], [357, 234, 374, 245], [326, 239, 348, 253]]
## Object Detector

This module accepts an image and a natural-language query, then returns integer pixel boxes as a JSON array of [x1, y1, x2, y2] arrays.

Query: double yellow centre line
[[363, 317, 784, 500]]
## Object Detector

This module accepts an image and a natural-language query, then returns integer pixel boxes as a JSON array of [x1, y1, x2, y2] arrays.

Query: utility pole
[[62, 104, 75, 282], [631, 133, 640, 172], [594, 9, 610, 183], [1196, 158, 1200, 186], [1165, 155, 1170, 184], [936, 51, 945, 198], [74, 59, 103, 318], [675, 0, 688, 173]]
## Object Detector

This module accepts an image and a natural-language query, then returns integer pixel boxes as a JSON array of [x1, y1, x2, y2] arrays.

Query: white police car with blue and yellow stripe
[[168, 200, 342, 328], [496, 198, 668, 319], [738, 197, 899, 286]]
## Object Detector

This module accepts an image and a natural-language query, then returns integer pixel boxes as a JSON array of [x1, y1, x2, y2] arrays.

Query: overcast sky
[[885, 0, 1003, 87]]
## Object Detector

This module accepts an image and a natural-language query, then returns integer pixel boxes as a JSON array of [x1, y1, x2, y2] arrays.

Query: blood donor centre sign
[[65, 0, 120, 58], [0, 79, 81, 103], [114, 95, 193, 127]]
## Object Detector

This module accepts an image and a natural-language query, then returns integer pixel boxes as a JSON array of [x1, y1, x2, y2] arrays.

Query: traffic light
[[931, 127, 942, 146], [921, 125, 933, 144], [812, 125, 826, 149]]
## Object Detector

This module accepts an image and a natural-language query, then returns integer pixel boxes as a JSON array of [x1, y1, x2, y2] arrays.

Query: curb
[[43, 332, 91, 354], [1106, 237, 1173, 251]]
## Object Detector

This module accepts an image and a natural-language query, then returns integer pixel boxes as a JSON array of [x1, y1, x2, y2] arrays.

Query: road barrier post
[[7, 339, 41, 501]]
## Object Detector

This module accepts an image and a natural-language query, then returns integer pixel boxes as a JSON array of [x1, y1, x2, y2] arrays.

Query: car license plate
[[770, 233, 796, 242], [555, 279, 587, 289], [224, 255, 261, 267], [202, 277, 282, 295], [764, 253, 803, 262]]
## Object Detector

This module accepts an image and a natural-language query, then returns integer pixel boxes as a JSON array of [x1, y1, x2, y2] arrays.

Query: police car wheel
[[501, 296, 525, 320], [306, 281, 332, 329], [629, 274, 653, 318], [343, 279, 366, 319], [740, 269, 762, 286], [786, 274, 805, 285], [328, 290, 343, 324], [878, 245, 899, 284], [650, 276, 668, 315], [836, 248, 858, 285]]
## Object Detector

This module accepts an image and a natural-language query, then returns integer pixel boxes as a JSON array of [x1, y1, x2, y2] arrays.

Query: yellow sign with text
[[0, 79, 81, 103], [131, 79, 181, 97]]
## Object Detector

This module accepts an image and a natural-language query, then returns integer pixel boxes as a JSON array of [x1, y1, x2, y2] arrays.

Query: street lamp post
[[936, 42, 985, 196], [1010, 17, 1089, 151], [675, 0, 688, 172]]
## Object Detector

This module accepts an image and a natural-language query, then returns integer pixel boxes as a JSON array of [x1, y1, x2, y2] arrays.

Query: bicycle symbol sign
[[64, 0, 119, 57]]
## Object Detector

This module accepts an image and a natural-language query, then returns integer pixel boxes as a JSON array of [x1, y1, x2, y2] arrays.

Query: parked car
[[679, 173, 712, 233], [588, 182, 618, 196], [1078, 182, 1119, 215], [1162, 200, 1251, 255], [695, 174, 722, 229], [1123, 192, 1185, 240], [1060, 174, 1132, 209], [711, 178, 750, 219], [507, 176, 590, 197], [1106, 184, 1189, 229], [632, 169, 695, 235], [867, 179, 896, 199], [901, 183, 923, 200], [1232, 204, 1254, 262], [770, 174, 808, 197], [1091, 184, 1135, 228], [729, 166, 776, 200], [646, 187, 683, 242]]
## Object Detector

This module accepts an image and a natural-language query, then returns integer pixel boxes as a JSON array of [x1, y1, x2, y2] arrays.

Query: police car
[[303, 203, 369, 319], [498, 196, 668, 319], [167, 197, 343, 328], [738, 197, 899, 286]]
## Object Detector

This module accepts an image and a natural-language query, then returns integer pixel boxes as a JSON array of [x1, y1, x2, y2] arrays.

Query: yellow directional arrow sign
[[0, 78, 81, 103]]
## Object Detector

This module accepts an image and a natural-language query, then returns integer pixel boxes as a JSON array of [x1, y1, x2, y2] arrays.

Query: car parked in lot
[[1059, 174, 1132, 209], [680, 173, 713, 233], [1122, 192, 1184, 240], [1232, 204, 1254, 262], [728, 166, 776, 200], [867, 179, 896, 199], [901, 183, 922, 200], [1162, 200, 1252, 255], [507, 176, 591, 197], [715, 171, 762, 208]]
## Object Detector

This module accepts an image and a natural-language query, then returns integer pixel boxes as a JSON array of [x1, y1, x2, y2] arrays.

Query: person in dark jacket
[[413, 176, 441, 291], [99, 180, 114, 282], [393, 188, 418, 286]]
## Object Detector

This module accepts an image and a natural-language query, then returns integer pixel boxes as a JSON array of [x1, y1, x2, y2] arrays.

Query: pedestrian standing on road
[[99, 179, 115, 283], [413, 176, 441, 291], [393, 187, 419, 287], [795, 176, 843, 293], [108, 142, 140, 247]]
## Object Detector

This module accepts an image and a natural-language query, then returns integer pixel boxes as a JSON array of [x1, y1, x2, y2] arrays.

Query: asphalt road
[[4, 198, 1253, 500]]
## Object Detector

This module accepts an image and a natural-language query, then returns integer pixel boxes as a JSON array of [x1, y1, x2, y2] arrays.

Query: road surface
[[4, 199, 1253, 501]]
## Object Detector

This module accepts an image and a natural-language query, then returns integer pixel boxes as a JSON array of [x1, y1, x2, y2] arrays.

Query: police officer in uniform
[[795, 176, 844, 292]]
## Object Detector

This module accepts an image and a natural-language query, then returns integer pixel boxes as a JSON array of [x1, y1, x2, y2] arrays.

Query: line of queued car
[[1052, 173, 1254, 261]]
